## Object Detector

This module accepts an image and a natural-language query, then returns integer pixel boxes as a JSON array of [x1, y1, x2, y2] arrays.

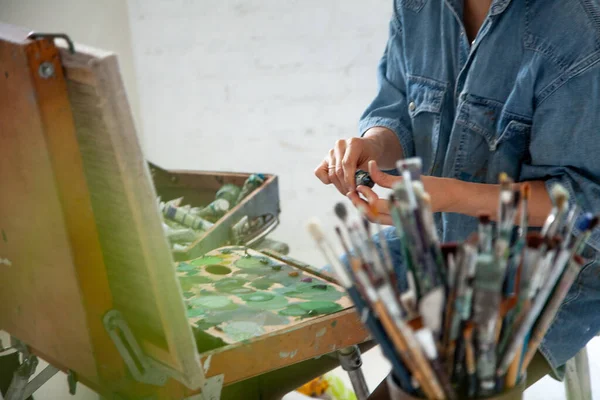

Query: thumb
[[368, 160, 401, 189]]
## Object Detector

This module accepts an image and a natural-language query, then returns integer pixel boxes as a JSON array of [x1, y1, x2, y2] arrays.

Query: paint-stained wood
[[59, 44, 205, 389], [0, 25, 371, 399], [0, 24, 106, 382]]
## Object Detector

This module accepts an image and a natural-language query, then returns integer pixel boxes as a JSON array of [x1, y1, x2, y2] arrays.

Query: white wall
[[0, 0, 142, 141], [128, 0, 392, 267]]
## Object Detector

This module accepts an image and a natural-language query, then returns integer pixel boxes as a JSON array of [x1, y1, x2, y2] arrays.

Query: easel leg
[[337, 346, 370, 400], [565, 346, 592, 400]]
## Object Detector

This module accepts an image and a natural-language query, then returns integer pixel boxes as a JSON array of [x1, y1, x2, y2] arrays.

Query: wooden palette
[[178, 247, 353, 347]]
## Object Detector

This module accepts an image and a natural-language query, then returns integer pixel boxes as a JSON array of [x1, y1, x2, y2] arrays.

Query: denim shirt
[[359, 0, 600, 372], [360, 0, 600, 252]]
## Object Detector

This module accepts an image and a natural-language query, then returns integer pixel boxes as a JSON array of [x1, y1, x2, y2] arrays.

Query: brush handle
[[521, 259, 581, 370]]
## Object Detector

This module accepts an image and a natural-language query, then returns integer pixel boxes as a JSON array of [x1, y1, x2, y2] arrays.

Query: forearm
[[422, 177, 553, 227], [363, 127, 404, 170]]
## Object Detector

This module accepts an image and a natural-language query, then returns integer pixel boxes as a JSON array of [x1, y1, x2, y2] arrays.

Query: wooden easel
[[0, 23, 371, 399]]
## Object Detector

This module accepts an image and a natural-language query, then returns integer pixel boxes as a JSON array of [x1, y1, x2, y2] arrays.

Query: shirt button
[[408, 101, 416, 112]]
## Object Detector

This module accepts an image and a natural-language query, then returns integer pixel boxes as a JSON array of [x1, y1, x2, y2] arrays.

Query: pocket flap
[[407, 74, 447, 117]]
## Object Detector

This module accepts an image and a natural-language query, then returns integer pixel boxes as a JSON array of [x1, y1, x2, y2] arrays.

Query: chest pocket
[[407, 75, 448, 174], [453, 95, 531, 183]]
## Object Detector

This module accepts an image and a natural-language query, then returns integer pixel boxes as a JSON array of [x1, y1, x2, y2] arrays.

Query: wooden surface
[[59, 44, 205, 388], [0, 24, 107, 382], [0, 25, 371, 399]]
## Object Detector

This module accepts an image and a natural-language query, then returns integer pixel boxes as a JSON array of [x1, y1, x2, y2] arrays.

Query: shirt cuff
[[358, 116, 415, 160]]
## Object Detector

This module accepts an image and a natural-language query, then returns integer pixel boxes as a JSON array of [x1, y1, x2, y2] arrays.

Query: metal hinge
[[103, 310, 168, 387], [183, 375, 224, 400]]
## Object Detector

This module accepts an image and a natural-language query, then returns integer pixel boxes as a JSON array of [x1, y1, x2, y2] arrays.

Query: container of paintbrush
[[385, 371, 527, 400]]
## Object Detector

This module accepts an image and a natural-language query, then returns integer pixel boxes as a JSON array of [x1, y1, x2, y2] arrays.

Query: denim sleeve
[[519, 64, 600, 252], [358, 17, 414, 159]]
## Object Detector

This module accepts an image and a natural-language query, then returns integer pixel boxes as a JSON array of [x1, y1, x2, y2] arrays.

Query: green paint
[[205, 265, 232, 275], [222, 321, 264, 342], [249, 269, 303, 290], [241, 292, 275, 302], [178, 275, 213, 291], [195, 320, 216, 330], [190, 296, 237, 310], [190, 255, 223, 266], [214, 278, 247, 292], [276, 282, 343, 302], [183, 291, 195, 298], [1, 229, 6, 243], [177, 263, 196, 272], [278, 304, 310, 317], [235, 256, 274, 269], [186, 307, 206, 318], [331, 321, 338, 328], [203, 307, 289, 326], [240, 292, 288, 310], [299, 301, 343, 315]]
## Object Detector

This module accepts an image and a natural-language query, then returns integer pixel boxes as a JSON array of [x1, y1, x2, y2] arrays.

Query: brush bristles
[[590, 216, 599, 230], [463, 321, 475, 339], [550, 184, 569, 206], [306, 219, 326, 242], [526, 232, 544, 249], [479, 214, 491, 224], [334, 202, 348, 222], [521, 183, 531, 200]]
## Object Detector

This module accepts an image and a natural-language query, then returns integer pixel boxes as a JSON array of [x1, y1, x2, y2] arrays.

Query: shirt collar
[[489, 0, 512, 16]]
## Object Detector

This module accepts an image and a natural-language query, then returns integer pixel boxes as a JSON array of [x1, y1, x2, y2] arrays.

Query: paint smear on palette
[[177, 247, 353, 345], [223, 321, 265, 342]]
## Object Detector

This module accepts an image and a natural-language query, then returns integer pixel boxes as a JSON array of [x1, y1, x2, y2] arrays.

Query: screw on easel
[[38, 62, 55, 79], [67, 370, 77, 395]]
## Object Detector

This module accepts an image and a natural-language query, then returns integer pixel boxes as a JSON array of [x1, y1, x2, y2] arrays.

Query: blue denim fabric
[[355, 0, 600, 375]]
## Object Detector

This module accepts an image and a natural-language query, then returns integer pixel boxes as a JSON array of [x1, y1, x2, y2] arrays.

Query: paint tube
[[236, 174, 266, 204]]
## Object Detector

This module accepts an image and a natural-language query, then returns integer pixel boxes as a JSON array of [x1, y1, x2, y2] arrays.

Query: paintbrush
[[518, 183, 530, 238], [306, 218, 344, 273], [347, 256, 444, 399], [325, 224, 415, 392], [572, 214, 599, 257], [540, 184, 570, 239], [497, 233, 575, 381], [521, 255, 586, 370], [463, 322, 477, 398], [560, 206, 579, 250], [478, 214, 493, 254], [495, 296, 518, 344], [409, 316, 457, 400]]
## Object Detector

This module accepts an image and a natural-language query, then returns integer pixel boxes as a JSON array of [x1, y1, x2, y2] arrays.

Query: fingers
[[347, 191, 393, 225], [342, 137, 361, 192], [334, 140, 348, 193], [327, 149, 345, 194], [368, 160, 401, 189], [314, 159, 330, 185]]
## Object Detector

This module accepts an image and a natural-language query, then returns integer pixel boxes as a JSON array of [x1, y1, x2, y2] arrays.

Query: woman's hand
[[346, 160, 401, 225], [314, 136, 382, 195]]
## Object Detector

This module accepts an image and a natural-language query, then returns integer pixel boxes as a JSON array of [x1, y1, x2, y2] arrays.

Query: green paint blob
[[183, 291, 194, 298], [190, 296, 237, 310], [205, 265, 232, 275], [331, 320, 338, 328], [278, 304, 310, 317], [235, 256, 273, 269], [178, 275, 213, 291], [299, 301, 343, 315], [190, 256, 224, 266], [186, 307, 205, 318], [214, 278, 247, 292], [222, 321, 264, 342], [277, 282, 343, 302], [177, 263, 196, 272], [230, 287, 255, 294], [241, 292, 275, 302], [203, 307, 289, 326], [195, 320, 216, 330], [242, 293, 288, 310]]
